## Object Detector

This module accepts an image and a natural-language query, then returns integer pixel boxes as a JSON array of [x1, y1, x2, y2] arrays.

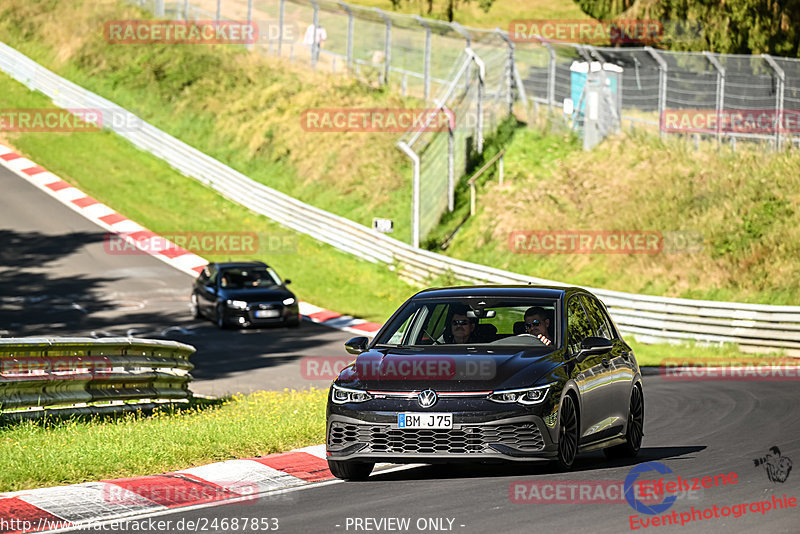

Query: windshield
[[374, 298, 559, 348], [219, 267, 282, 289]]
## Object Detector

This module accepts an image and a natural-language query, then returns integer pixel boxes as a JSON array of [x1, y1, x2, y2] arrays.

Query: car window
[[219, 267, 281, 289], [374, 299, 559, 347], [580, 294, 615, 340], [567, 296, 593, 353]]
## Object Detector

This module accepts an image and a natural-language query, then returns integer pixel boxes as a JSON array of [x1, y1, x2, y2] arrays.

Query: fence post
[[155, 0, 165, 16], [278, 0, 285, 56], [538, 38, 556, 114], [397, 142, 420, 248], [467, 47, 485, 154], [703, 51, 725, 145], [338, 2, 354, 68], [414, 16, 432, 102], [763, 54, 785, 151], [495, 28, 515, 115], [443, 104, 454, 212], [216, 0, 221, 21], [452, 22, 472, 94], [646, 47, 668, 139], [374, 9, 392, 86], [310, 0, 320, 70], [246, 0, 254, 50], [183, 0, 189, 20]]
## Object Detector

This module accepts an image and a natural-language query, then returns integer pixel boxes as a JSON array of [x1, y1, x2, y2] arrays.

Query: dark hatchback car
[[326, 285, 643, 480], [191, 261, 300, 329]]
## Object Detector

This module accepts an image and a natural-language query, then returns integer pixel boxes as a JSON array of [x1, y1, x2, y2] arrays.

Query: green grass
[[439, 125, 800, 305], [0, 390, 326, 492]]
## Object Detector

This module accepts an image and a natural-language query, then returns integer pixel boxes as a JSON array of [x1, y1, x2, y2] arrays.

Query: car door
[[196, 264, 219, 316], [580, 294, 634, 437], [566, 295, 608, 444]]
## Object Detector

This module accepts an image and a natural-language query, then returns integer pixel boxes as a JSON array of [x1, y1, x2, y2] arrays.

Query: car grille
[[328, 422, 544, 455]]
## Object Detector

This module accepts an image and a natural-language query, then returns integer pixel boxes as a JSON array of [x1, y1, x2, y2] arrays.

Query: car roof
[[213, 261, 269, 269], [410, 285, 580, 300]]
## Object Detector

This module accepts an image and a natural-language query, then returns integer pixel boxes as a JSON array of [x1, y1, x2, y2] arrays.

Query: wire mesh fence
[[122, 0, 800, 244]]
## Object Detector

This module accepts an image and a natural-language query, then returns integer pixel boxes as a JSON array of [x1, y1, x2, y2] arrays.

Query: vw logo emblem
[[417, 389, 437, 408]]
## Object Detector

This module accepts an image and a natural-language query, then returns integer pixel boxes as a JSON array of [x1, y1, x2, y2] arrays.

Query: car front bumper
[[326, 401, 559, 463]]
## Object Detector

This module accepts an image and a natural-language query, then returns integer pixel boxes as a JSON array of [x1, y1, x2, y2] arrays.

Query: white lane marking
[[177, 459, 304, 494], [17, 482, 165, 523]]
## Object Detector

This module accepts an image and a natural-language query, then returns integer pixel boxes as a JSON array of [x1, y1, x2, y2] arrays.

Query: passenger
[[524, 306, 553, 346]]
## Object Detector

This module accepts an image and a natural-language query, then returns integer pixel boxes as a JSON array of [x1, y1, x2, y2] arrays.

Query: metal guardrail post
[[763, 54, 785, 151], [374, 9, 391, 86], [310, 0, 320, 70], [414, 16, 432, 102], [247, 0, 253, 24], [646, 47, 668, 139], [536, 37, 556, 115], [703, 51, 726, 145], [338, 2, 354, 68], [216, 0, 221, 21], [183, 0, 189, 20], [397, 141, 420, 248], [278, 0, 285, 56], [155, 0, 165, 17]]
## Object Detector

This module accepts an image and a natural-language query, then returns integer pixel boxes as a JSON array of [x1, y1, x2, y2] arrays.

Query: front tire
[[216, 303, 228, 329], [191, 293, 202, 319], [327, 460, 374, 481], [556, 395, 578, 470], [604, 385, 644, 459]]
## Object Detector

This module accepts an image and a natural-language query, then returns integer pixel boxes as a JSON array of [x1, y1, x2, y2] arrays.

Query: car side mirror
[[284, 279, 292, 285], [345, 336, 369, 355], [576, 336, 613, 362]]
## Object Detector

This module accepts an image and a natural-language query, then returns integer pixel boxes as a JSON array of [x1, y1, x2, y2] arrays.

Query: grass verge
[[0, 390, 326, 492]]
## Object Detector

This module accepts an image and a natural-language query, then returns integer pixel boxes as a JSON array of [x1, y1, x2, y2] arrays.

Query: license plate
[[398, 413, 452, 429], [254, 310, 280, 318]]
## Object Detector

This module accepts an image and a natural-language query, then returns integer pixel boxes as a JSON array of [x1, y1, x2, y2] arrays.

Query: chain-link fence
[[124, 0, 800, 245]]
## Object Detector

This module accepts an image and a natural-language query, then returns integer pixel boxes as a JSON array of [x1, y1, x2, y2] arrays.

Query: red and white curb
[[0, 446, 335, 534], [0, 143, 383, 338]]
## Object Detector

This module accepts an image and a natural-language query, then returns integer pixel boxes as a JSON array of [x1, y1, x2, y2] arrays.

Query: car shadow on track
[[366, 446, 707, 481]]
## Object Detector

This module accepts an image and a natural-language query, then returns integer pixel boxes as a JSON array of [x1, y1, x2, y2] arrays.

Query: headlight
[[226, 299, 248, 310], [488, 385, 550, 405], [331, 384, 373, 404], [282, 297, 296, 306]]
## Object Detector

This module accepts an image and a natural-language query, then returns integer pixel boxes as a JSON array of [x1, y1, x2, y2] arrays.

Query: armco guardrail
[[0, 338, 195, 411], [1, 43, 799, 356]]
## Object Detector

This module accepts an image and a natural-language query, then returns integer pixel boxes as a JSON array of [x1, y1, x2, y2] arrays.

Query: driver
[[524, 306, 553, 346], [449, 304, 476, 344]]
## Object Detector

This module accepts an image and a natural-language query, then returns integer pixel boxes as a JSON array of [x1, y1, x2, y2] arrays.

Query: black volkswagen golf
[[326, 285, 643, 480]]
